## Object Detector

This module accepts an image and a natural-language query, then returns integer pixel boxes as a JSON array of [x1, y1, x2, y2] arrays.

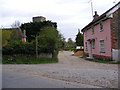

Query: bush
[[2, 40, 36, 55], [2, 40, 58, 56], [38, 46, 54, 54], [2, 26, 60, 58], [37, 26, 59, 57]]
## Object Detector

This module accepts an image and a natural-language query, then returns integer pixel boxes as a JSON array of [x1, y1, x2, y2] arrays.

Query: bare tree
[[11, 20, 21, 28], [68, 38, 73, 43], [11, 20, 23, 40]]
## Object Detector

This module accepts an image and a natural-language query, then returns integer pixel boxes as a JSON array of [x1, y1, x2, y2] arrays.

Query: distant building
[[32, 16, 46, 22], [2, 28, 26, 46], [21, 29, 26, 42], [81, 2, 120, 61]]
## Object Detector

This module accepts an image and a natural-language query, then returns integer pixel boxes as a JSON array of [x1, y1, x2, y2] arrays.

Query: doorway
[[89, 41, 93, 58]]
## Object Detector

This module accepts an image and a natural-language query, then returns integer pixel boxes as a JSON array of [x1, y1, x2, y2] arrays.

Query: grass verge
[[2, 56, 58, 64]]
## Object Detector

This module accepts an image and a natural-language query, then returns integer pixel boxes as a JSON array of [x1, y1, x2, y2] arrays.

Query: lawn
[[2, 56, 58, 64]]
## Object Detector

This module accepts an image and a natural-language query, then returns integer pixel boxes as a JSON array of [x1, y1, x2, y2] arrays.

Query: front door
[[89, 41, 93, 58]]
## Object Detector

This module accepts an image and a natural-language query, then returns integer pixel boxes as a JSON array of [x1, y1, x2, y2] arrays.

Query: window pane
[[100, 22, 103, 30], [92, 41, 94, 48], [85, 42, 88, 50], [92, 27, 94, 34], [100, 40, 105, 52]]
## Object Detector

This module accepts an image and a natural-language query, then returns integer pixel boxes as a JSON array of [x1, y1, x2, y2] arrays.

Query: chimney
[[22, 30, 26, 42], [93, 11, 99, 19]]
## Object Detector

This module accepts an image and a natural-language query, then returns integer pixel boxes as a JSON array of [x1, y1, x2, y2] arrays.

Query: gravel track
[[3, 51, 118, 88]]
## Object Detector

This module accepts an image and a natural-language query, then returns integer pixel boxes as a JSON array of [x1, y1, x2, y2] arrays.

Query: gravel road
[[3, 51, 118, 88]]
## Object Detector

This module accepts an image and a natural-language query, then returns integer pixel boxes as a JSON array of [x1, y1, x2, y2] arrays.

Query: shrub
[[2, 40, 36, 55], [2, 40, 58, 56], [2, 26, 60, 58], [37, 26, 59, 57]]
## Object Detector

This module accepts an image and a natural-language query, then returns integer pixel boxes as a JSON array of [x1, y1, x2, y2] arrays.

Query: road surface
[[2, 51, 118, 88], [3, 70, 100, 88]]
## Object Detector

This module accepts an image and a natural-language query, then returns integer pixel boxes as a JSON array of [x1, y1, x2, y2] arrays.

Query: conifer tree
[[75, 29, 83, 46]]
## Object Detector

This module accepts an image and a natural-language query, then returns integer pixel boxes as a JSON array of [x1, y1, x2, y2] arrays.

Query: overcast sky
[[0, 0, 119, 41]]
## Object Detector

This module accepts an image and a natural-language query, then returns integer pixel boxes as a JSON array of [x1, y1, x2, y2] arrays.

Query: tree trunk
[[36, 36, 38, 58]]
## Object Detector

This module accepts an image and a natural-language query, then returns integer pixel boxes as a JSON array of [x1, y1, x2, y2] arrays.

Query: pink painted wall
[[84, 19, 112, 57], [22, 37, 26, 42]]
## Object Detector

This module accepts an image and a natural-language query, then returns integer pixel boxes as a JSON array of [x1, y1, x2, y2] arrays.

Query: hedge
[[2, 41, 55, 55]]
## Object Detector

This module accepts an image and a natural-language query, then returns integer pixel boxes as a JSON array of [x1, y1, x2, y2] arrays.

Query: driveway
[[2, 51, 118, 88]]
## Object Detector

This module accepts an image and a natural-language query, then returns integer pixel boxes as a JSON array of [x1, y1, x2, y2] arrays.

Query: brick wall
[[118, 8, 120, 48], [84, 53, 112, 61], [111, 8, 120, 49], [93, 54, 112, 61]]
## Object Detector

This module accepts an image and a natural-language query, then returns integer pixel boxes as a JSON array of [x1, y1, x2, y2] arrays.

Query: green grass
[[85, 58, 120, 64], [2, 56, 58, 64], [64, 48, 75, 51]]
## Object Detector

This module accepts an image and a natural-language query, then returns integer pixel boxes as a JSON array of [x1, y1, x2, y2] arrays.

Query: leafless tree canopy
[[11, 20, 21, 28]]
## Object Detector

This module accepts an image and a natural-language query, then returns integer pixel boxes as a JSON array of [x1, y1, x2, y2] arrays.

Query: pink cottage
[[82, 2, 120, 61]]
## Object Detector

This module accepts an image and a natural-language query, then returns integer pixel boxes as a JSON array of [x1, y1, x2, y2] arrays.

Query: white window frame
[[85, 42, 88, 51], [91, 41, 95, 49], [100, 22, 103, 31], [91, 26, 94, 34], [85, 31, 87, 37], [100, 40, 105, 53]]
